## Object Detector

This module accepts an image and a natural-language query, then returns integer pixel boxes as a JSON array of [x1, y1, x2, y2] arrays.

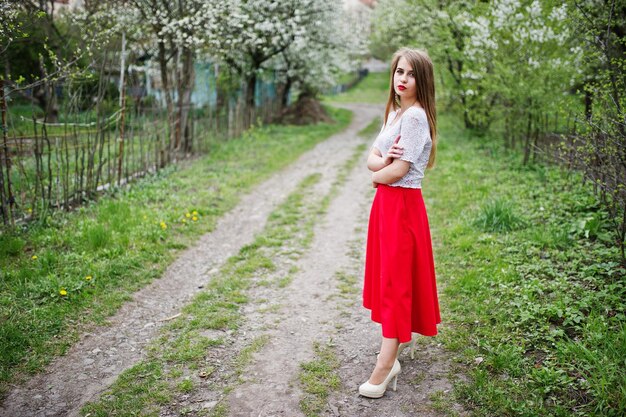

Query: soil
[[0, 103, 465, 417], [278, 95, 333, 125]]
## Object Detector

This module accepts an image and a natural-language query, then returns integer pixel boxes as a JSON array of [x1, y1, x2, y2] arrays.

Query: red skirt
[[363, 184, 441, 343]]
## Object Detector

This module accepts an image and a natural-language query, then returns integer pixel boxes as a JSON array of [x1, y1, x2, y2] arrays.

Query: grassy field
[[323, 71, 389, 104], [426, 117, 625, 416], [0, 106, 352, 398]]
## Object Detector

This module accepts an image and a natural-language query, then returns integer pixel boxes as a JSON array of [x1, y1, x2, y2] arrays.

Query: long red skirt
[[363, 184, 441, 343]]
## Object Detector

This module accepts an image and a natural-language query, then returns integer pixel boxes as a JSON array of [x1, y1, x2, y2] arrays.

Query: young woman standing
[[359, 48, 441, 398]]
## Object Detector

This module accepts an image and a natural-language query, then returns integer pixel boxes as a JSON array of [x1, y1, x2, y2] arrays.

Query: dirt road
[[1, 103, 463, 417]]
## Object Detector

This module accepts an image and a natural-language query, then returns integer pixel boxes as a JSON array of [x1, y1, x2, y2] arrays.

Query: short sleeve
[[398, 111, 430, 164], [372, 111, 397, 152]]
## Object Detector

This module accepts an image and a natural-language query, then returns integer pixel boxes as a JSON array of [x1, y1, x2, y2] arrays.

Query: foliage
[[428, 115, 626, 416], [0, 0, 30, 66], [204, 0, 363, 103], [473, 198, 525, 232], [559, 1, 626, 260], [369, 0, 626, 259]]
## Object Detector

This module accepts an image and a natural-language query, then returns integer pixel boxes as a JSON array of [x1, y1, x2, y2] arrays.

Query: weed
[[473, 198, 525, 232], [299, 342, 341, 417]]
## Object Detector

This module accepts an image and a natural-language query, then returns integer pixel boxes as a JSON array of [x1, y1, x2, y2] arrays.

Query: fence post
[[0, 79, 14, 226], [118, 71, 127, 186]]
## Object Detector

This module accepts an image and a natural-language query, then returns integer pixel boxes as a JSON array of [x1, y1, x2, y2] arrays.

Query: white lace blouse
[[372, 106, 432, 189]]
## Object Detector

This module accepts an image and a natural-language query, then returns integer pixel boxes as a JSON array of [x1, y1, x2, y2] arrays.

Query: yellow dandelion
[[85, 275, 92, 281], [59, 288, 67, 296], [192, 216, 198, 222], [192, 210, 198, 216], [31, 255, 38, 260], [185, 212, 191, 218], [160, 221, 167, 230], [27, 208, 33, 214], [182, 219, 187, 224]]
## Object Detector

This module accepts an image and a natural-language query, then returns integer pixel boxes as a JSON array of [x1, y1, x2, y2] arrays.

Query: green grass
[[81, 171, 322, 416], [335, 270, 359, 297], [473, 198, 525, 232], [80, 123, 372, 415], [299, 342, 341, 417], [323, 71, 390, 104], [427, 115, 626, 416], [0, 106, 352, 398], [358, 115, 383, 138]]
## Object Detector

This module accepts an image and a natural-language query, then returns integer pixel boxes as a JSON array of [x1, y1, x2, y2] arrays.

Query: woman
[[359, 48, 441, 398]]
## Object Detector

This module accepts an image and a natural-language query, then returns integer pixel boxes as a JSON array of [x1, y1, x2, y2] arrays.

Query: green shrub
[[474, 198, 525, 232]]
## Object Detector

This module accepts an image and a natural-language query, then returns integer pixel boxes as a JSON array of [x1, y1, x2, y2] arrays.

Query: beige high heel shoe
[[397, 336, 417, 360], [358, 359, 401, 398]]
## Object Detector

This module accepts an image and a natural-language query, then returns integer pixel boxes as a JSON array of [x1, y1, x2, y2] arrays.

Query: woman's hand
[[382, 135, 403, 166]]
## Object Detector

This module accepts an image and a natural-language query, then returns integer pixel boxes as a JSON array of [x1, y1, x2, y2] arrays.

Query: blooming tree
[[371, 0, 576, 131], [116, 0, 211, 150], [0, 0, 22, 57], [371, 0, 626, 259], [203, 0, 351, 123], [268, 1, 363, 107]]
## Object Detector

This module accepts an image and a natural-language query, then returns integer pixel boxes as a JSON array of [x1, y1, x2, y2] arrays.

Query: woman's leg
[[367, 336, 399, 384]]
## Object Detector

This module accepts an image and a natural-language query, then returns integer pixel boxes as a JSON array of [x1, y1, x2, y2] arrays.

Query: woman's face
[[393, 56, 417, 101]]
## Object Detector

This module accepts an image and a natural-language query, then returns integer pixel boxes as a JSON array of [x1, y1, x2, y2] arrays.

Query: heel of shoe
[[408, 338, 416, 360], [391, 375, 398, 391], [397, 337, 417, 360]]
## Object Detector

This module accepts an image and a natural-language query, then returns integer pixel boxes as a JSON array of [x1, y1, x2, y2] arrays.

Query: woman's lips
[[397, 85, 406, 91]]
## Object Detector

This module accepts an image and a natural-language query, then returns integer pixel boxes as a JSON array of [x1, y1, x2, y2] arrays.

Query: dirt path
[[220, 112, 465, 417], [224, 129, 375, 416], [0, 103, 380, 417], [1, 103, 465, 417]]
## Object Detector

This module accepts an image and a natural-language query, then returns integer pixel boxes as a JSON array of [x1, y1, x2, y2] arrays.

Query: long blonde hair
[[384, 48, 437, 168]]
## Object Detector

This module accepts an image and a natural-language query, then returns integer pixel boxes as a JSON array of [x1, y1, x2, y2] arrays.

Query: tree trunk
[[177, 47, 194, 153], [0, 79, 13, 225], [246, 73, 256, 129], [585, 88, 593, 121], [36, 56, 59, 123], [157, 40, 175, 166], [281, 78, 292, 109], [523, 108, 533, 165]]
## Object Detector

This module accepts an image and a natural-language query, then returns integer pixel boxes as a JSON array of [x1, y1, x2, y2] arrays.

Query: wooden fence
[[0, 78, 281, 227]]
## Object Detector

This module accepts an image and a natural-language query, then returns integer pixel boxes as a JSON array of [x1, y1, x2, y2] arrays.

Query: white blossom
[[0, 0, 21, 43]]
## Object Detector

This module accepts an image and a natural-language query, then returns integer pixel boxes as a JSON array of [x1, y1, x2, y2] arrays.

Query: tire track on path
[[0, 103, 382, 417]]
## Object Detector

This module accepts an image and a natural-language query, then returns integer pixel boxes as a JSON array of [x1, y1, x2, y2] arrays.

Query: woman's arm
[[372, 158, 410, 185], [367, 135, 403, 172], [367, 148, 387, 172]]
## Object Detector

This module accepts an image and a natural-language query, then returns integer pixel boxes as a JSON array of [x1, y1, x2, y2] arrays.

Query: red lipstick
[[397, 85, 406, 91]]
